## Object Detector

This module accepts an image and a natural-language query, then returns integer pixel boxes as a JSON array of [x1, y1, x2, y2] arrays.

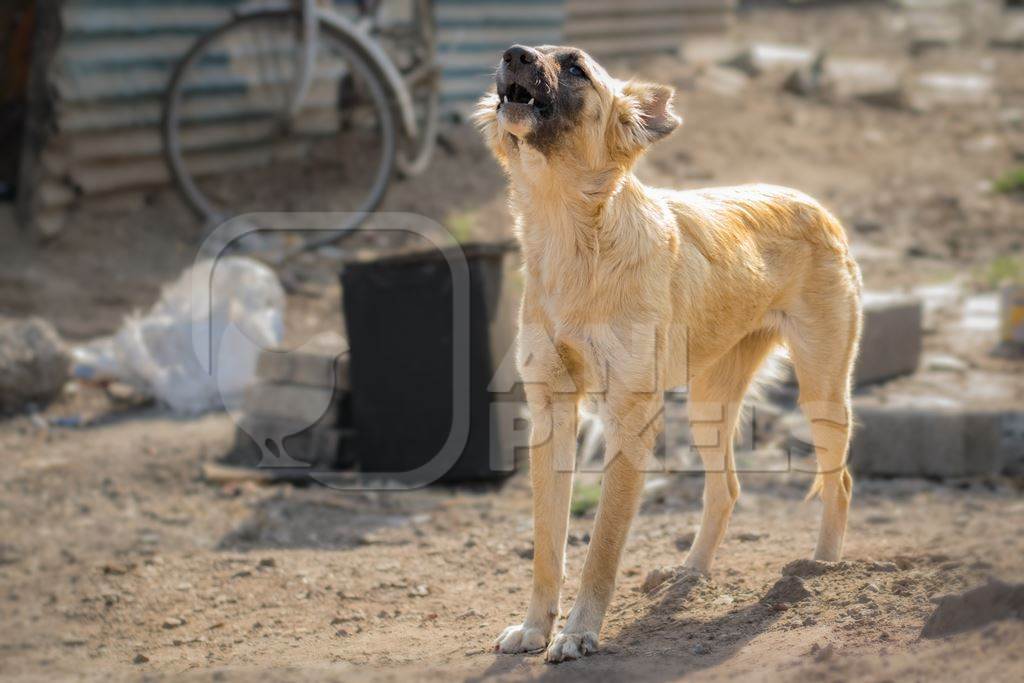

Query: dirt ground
[[1, 412, 1023, 682], [2, 1, 1024, 681]]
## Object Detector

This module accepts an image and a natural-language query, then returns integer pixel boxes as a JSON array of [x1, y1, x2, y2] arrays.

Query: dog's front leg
[[494, 384, 578, 654], [545, 392, 659, 663]]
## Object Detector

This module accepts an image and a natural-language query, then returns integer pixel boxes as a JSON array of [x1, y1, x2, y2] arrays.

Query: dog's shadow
[[473, 573, 783, 682]]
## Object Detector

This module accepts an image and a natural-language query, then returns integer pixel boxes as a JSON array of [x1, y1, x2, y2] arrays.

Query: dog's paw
[[493, 623, 548, 654], [544, 630, 598, 663]]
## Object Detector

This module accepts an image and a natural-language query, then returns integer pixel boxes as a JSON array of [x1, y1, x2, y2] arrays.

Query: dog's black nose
[[503, 45, 537, 67]]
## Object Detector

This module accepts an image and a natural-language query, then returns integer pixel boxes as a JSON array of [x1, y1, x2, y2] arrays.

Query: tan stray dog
[[475, 45, 862, 663]]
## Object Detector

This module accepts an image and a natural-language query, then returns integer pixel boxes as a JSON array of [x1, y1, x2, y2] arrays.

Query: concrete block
[[856, 294, 923, 385], [726, 43, 817, 77], [241, 382, 336, 424], [228, 414, 345, 470], [908, 72, 995, 111], [229, 370, 352, 469], [849, 398, 1023, 478], [991, 13, 1024, 49], [255, 349, 350, 389], [681, 36, 743, 66], [822, 58, 905, 106], [697, 65, 750, 97]]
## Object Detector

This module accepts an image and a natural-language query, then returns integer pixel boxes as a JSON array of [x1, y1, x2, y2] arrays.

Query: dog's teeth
[[528, 98, 535, 105]]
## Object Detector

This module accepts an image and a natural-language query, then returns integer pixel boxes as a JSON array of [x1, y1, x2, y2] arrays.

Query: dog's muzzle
[[496, 45, 552, 116]]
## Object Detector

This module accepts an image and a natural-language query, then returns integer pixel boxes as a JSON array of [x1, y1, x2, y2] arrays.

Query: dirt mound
[[640, 565, 706, 594], [781, 559, 851, 577], [921, 579, 1024, 638], [762, 575, 812, 605], [781, 558, 901, 578]]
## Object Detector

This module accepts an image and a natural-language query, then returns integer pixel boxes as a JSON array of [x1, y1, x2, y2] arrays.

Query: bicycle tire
[[161, 9, 398, 244], [395, 0, 440, 178], [396, 77, 440, 178]]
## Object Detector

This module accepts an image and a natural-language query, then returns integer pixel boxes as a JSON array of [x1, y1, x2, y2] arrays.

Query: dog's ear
[[612, 81, 682, 156]]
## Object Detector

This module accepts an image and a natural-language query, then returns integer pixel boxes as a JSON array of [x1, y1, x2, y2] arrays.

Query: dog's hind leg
[[784, 270, 861, 562], [683, 330, 780, 574]]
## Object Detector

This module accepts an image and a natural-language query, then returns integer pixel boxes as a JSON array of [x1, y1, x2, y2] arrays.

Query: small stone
[[675, 531, 696, 551], [133, 654, 149, 664], [737, 532, 767, 542], [924, 353, 969, 373], [163, 617, 185, 629], [258, 558, 276, 568], [106, 381, 139, 402], [692, 642, 709, 655], [0, 316, 70, 412], [514, 545, 534, 560], [102, 562, 134, 576]]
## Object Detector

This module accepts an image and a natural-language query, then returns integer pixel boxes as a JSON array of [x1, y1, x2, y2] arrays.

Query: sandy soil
[[0, 410, 1022, 681], [2, 1, 1024, 681]]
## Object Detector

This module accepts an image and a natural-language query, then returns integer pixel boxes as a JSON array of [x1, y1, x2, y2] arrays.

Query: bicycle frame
[[236, 0, 419, 140], [287, 0, 319, 119]]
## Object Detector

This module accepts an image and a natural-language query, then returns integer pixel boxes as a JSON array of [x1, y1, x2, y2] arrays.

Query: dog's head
[[474, 45, 681, 183]]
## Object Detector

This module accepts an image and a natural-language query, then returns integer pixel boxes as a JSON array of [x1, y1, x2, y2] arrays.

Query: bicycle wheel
[[392, 0, 440, 178], [162, 9, 397, 240]]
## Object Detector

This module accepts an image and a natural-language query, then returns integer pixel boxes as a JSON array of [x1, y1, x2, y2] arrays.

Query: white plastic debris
[[71, 257, 285, 414]]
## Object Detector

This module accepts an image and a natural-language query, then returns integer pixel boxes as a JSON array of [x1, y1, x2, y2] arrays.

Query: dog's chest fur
[[513, 179, 676, 387]]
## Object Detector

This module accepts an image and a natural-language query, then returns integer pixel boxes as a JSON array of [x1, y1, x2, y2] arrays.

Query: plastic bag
[[71, 257, 285, 414]]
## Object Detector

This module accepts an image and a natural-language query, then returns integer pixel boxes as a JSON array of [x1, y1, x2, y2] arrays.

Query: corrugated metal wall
[[436, 0, 564, 111], [566, 0, 736, 59], [25, 0, 732, 232]]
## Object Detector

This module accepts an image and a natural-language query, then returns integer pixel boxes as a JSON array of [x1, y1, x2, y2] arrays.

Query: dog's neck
[[507, 156, 666, 300], [509, 160, 657, 255]]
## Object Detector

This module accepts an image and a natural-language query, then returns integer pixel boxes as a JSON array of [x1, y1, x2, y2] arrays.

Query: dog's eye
[[568, 64, 588, 79]]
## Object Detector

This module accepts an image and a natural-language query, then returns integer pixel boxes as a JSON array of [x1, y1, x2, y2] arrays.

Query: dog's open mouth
[[498, 81, 551, 115]]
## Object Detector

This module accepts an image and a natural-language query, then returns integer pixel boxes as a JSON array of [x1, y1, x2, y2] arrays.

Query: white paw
[[544, 630, 598, 663], [493, 623, 548, 654]]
